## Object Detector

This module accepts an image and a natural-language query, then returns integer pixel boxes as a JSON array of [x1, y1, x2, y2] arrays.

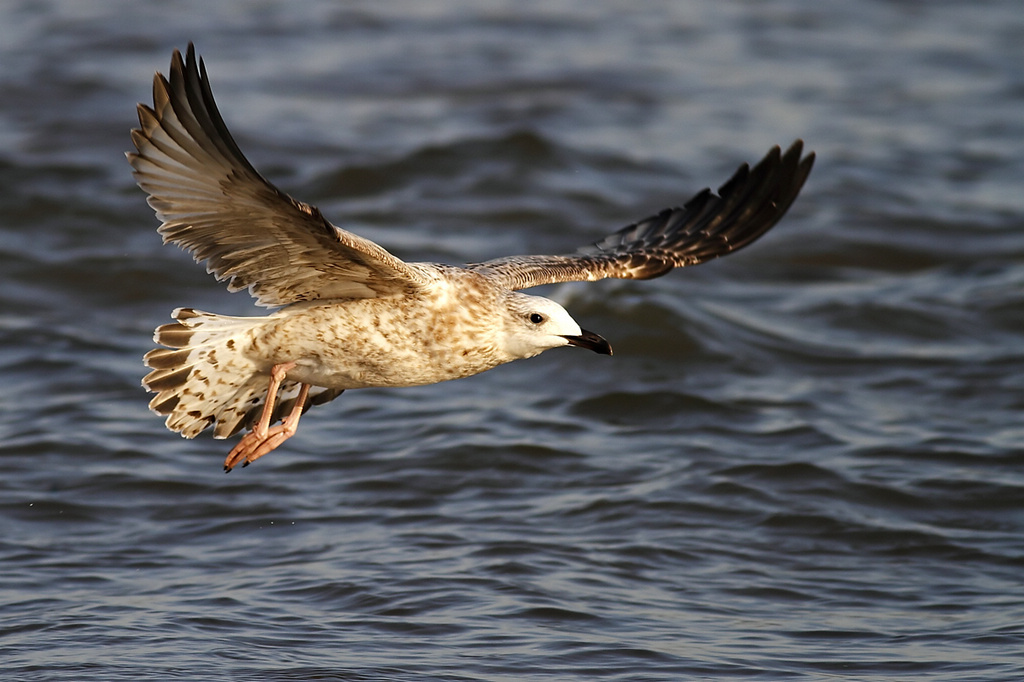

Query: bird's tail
[[143, 308, 269, 438], [143, 308, 343, 439]]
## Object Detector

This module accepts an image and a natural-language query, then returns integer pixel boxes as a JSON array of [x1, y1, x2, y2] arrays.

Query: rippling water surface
[[2, 1, 1024, 680]]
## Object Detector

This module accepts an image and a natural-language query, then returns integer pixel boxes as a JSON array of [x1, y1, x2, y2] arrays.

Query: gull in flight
[[129, 44, 814, 471]]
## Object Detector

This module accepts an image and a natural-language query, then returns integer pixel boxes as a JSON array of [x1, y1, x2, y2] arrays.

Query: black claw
[[242, 460, 250, 468], [224, 465, 232, 473]]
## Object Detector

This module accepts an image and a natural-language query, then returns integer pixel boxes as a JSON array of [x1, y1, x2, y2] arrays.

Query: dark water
[[2, 1, 1024, 679]]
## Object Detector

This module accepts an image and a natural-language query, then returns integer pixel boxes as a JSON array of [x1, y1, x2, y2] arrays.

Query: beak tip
[[564, 330, 613, 356]]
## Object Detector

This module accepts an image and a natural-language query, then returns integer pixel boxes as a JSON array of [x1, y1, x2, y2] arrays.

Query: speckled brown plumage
[[129, 44, 814, 470]]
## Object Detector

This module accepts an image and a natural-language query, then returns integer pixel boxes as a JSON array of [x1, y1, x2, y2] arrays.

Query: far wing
[[128, 44, 431, 307], [469, 141, 814, 290]]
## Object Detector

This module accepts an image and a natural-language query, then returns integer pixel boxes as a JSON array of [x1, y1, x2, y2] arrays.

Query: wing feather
[[469, 141, 814, 290], [127, 43, 430, 306]]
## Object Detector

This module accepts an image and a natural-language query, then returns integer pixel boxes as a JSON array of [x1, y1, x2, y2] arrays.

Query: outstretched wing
[[469, 141, 814, 291], [127, 43, 432, 307]]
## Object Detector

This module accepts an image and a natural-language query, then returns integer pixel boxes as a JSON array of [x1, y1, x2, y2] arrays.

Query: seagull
[[129, 44, 814, 472]]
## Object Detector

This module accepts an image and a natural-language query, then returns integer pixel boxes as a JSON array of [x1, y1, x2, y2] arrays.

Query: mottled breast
[[250, 267, 513, 389]]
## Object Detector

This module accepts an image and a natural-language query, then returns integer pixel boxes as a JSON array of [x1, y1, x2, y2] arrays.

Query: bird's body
[[129, 44, 814, 471], [217, 268, 569, 392]]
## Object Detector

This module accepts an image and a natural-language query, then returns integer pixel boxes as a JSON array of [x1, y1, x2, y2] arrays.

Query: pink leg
[[223, 362, 308, 472], [241, 382, 310, 467]]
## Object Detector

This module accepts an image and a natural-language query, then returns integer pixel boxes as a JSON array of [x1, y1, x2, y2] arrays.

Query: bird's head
[[499, 292, 612, 360]]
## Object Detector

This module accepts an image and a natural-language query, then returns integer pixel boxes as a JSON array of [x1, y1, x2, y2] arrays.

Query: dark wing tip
[[468, 140, 814, 290], [594, 139, 815, 276]]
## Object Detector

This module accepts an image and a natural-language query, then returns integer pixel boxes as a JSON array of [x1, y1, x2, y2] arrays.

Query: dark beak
[[563, 329, 613, 356]]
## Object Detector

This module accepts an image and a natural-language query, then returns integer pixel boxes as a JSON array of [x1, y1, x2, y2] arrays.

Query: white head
[[499, 291, 612, 360]]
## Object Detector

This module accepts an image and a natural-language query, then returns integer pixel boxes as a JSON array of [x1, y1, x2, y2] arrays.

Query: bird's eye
[[529, 313, 545, 324]]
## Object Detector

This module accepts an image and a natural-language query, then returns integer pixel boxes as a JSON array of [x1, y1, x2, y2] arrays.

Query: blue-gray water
[[2, 1, 1023, 680]]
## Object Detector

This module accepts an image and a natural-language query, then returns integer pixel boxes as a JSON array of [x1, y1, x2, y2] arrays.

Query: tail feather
[[144, 348, 192, 370], [210, 374, 269, 438], [143, 307, 343, 440], [143, 365, 193, 393], [143, 308, 268, 439]]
